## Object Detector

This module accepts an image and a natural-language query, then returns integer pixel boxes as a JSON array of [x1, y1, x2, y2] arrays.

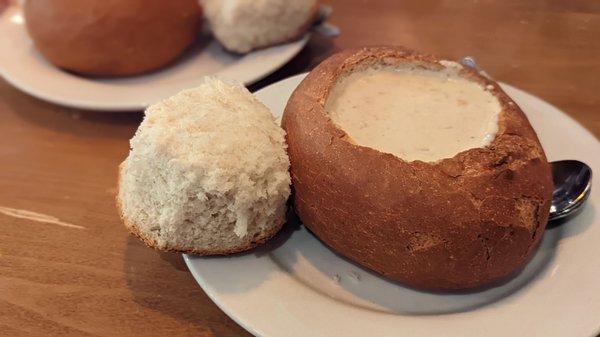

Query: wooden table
[[1, 1, 598, 336]]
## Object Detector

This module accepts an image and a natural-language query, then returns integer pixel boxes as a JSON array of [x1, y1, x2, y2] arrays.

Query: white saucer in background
[[0, 5, 308, 111]]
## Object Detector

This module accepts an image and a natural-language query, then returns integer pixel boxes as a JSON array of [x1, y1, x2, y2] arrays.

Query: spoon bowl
[[458, 57, 593, 223], [549, 160, 592, 221]]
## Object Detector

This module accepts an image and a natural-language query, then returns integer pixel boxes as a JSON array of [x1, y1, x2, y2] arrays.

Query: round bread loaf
[[24, 0, 202, 76], [282, 46, 554, 290], [117, 78, 291, 254], [201, 0, 319, 53]]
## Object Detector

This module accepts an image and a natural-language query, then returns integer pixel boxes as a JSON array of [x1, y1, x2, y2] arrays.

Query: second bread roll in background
[[24, 0, 202, 76], [201, 0, 319, 53]]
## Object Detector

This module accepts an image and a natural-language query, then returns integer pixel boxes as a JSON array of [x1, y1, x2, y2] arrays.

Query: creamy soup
[[325, 62, 501, 162]]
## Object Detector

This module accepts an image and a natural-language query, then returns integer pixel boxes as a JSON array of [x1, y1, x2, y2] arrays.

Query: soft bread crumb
[[201, 0, 318, 53], [118, 78, 291, 254]]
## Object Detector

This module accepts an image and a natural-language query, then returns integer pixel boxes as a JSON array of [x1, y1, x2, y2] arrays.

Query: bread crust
[[24, 0, 202, 76], [116, 166, 285, 256], [282, 46, 553, 290]]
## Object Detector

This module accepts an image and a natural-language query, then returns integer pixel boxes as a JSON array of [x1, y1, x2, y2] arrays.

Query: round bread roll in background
[[24, 0, 202, 76], [117, 78, 291, 255], [201, 0, 319, 53]]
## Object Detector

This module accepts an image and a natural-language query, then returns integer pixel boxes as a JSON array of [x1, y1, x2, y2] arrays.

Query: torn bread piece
[[201, 0, 319, 53], [117, 78, 291, 255]]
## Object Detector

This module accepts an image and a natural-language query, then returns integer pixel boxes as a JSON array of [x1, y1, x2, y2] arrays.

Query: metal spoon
[[459, 57, 593, 222], [549, 160, 592, 221]]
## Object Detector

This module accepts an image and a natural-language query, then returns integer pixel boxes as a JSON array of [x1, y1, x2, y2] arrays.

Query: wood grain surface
[[1, 1, 599, 336]]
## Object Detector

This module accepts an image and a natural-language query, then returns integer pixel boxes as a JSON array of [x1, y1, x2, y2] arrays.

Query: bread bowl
[[282, 46, 553, 291], [117, 78, 290, 254], [24, 0, 202, 76]]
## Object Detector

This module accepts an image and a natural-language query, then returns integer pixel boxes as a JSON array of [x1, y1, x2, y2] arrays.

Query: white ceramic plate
[[184, 73, 600, 337], [0, 4, 308, 111]]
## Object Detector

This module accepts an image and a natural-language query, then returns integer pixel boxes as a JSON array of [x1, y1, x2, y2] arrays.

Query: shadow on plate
[[265, 203, 595, 316], [547, 203, 595, 239], [78, 31, 237, 86], [183, 207, 302, 294], [248, 32, 336, 92], [61, 29, 234, 82], [174, 201, 595, 316]]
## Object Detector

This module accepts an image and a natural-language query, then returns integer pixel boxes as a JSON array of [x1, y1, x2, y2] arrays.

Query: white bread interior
[[201, 0, 317, 53], [118, 78, 291, 254]]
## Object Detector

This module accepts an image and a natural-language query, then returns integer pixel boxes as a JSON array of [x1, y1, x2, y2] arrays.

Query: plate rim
[[184, 72, 600, 337], [0, 4, 308, 112]]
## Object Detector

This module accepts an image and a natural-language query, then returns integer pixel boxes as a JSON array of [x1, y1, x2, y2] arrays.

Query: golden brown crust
[[282, 46, 554, 290], [115, 165, 285, 256], [24, 0, 202, 76]]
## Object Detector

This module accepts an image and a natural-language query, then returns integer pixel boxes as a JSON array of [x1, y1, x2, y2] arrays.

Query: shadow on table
[[1, 79, 143, 139], [249, 32, 337, 92], [123, 200, 594, 323], [122, 236, 252, 336], [0, 30, 337, 141], [121, 208, 305, 334]]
